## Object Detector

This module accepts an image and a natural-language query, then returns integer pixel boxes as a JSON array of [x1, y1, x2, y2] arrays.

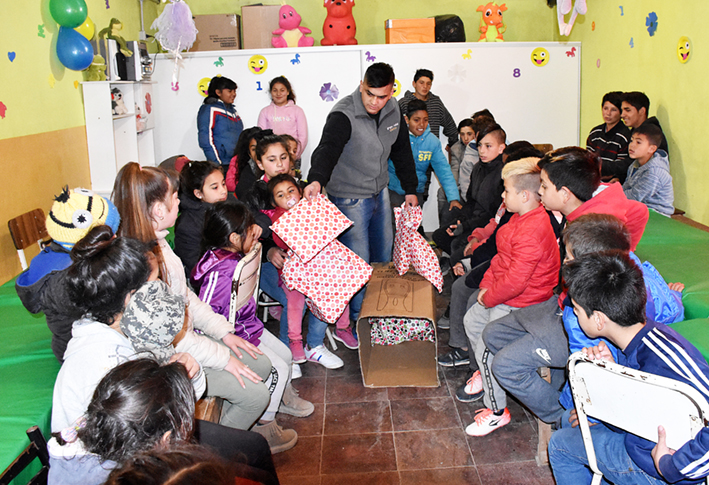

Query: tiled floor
[[265, 275, 556, 485]]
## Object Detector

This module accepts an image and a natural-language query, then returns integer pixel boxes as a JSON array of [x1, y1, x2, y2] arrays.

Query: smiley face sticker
[[531, 47, 549, 67], [248, 55, 268, 75], [197, 77, 211, 97], [392, 79, 401, 98], [677, 36, 691, 63]]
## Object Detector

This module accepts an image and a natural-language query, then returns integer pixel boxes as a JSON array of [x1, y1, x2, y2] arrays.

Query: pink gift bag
[[271, 194, 353, 263], [393, 204, 443, 292]]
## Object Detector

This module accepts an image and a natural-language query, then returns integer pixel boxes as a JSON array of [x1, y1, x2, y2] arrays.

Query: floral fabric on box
[[282, 241, 372, 323], [271, 194, 353, 263], [393, 204, 443, 292], [370, 316, 435, 346]]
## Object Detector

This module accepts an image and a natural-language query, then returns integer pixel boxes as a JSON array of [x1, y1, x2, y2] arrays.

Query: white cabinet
[[81, 81, 156, 195]]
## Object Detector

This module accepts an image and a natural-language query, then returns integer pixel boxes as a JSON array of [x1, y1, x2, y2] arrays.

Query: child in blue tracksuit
[[388, 99, 461, 211], [549, 251, 709, 485], [557, 213, 685, 414], [197, 76, 244, 169]]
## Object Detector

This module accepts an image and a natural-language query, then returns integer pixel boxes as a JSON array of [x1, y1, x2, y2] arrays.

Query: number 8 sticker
[[513, 68, 521, 78]]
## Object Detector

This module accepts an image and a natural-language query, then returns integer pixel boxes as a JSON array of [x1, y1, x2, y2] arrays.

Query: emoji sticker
[[531, 47, 549, 67], [677, 36, 691, 63], [392, 79, 401, 97], [197, 77, 211, 97], [248, 55, 268, 75]]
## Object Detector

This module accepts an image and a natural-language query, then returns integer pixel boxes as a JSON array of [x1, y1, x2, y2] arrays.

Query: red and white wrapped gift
[[393, 203, 443, 292], [270, 194, 353, 263], [274, 197, 373, 323]]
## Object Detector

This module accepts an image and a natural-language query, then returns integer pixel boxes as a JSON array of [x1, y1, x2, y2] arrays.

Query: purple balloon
[[57, 26, 93, 71]]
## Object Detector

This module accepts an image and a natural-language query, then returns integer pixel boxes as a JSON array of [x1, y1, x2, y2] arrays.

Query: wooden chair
[[568, 351, 709, 485], [533, 143, 554, 154], [0, 426, 50, 485], [8, 209, 50, 271]]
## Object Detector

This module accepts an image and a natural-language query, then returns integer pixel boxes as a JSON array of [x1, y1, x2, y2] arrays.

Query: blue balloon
[[57, 26, 93, 71]]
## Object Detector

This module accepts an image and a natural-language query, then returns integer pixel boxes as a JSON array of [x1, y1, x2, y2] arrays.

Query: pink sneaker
[[289, 340, 306, 364], [334, 327, 359, 349], [465, 408, 511, 437]]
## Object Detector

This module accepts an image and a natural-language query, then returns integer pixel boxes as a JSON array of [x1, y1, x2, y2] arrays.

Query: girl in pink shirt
[[257, 77, 308, 159]]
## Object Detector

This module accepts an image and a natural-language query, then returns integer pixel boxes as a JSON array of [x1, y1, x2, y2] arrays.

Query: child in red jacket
[[462, 158, 561, 437]]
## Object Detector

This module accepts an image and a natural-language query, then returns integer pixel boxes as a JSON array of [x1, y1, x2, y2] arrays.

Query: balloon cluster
[[51, 0, 95, 71]]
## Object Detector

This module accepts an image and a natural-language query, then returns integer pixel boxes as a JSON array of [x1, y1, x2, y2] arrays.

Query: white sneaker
[[305, 344, 344, 369], [291, 363, 302, 379]]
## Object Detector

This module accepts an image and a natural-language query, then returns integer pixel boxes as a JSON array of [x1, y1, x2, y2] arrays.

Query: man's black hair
[[623, 91, 650, 113], [363, 62, 395, 88], [414, 69, 434, 82]]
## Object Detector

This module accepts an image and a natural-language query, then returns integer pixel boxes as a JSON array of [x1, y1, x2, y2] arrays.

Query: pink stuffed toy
[[272, 4, 314, 48], [321, 0, 357, 46]]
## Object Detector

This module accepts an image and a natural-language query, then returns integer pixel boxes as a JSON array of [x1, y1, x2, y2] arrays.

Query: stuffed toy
[[476, 2, 507, 42], [111, 88, 128, 115], [272, 4, 314, 48], [98, 18, 133, 57], [135, 104, 146, 132], [321, 0, 357, 46], [556, 0, 587, 36], [84, 55, 107, 81]]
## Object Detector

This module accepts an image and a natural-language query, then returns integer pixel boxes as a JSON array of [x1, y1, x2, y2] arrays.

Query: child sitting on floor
[[549, 251, 709, 485], [462, 157, 561, 437], [263, 174, 357, 363], [191, 200, 314, 453]]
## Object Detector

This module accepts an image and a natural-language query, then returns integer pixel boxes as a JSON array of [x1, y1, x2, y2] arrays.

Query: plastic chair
[[0, 426, 50, 485], [8, 209, 50, 271], [229, 242, 263, 322], [568, 351, 709, 485]]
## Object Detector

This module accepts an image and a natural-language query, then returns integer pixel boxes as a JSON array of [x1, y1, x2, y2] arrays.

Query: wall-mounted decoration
[[248, 54, 268, 74], [291, 53, 301, 64], [393, 79, 401, 97], [646, 12, 658, 37], [8, 52, 16, 62], [677, 36, 691, 63], [214, 56, 224, 67], [0, 101, 6, 119], [531, 47, 549, 66], [38, 24, 46, 38], [557, 0, 586, 36], [365, 51, 376, 62], [319, 82, 339, 101]]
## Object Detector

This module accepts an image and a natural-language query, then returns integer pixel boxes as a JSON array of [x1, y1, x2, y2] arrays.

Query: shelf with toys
[[81, 81, 156, 196]]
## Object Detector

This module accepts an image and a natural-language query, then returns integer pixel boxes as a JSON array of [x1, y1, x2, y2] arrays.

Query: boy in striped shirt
[[549, 251, 709, 485]]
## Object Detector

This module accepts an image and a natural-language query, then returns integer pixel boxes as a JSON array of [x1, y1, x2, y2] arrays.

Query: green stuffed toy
[[98, 18, 133, 57], [84, 55, 107, 81]]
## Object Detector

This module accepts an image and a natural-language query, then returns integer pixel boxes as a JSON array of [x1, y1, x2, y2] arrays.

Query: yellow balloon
[[75, 17, 95, 41]]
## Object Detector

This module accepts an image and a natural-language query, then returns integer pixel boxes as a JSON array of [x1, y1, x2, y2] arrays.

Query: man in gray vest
[[304, 63, 418, 321]]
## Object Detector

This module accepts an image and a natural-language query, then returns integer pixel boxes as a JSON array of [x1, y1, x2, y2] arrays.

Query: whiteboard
[[151, 42, 580, 229]]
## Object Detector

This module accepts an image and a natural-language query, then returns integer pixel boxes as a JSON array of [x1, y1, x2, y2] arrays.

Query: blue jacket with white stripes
[[619, 320, 709, 484], [197, 98, 243, 166]]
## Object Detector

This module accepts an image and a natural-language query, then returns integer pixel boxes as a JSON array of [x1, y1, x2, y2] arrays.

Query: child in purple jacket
[[192, 200, 314, 453]]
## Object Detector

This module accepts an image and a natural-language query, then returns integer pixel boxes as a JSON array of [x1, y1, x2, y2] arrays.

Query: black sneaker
[[438, 348, 470, 367]]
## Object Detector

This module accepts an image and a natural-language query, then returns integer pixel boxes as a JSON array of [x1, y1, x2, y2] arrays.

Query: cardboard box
[[357, 264, 439, 388], [192, 14, 240, 51], [385, 18, 436, 44], [241, 4, 281, 50]]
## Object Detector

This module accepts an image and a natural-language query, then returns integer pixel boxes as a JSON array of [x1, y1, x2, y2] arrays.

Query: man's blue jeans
[[259, 262, 327, 348], [548, 409, 667, 485], [329, 189, 394, 320]]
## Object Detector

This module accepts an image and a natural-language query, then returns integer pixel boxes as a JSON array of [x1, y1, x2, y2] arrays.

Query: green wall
[[0, 0, 158, 140], [559, 1, 709, 224], [183, 0, 556, 46]]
